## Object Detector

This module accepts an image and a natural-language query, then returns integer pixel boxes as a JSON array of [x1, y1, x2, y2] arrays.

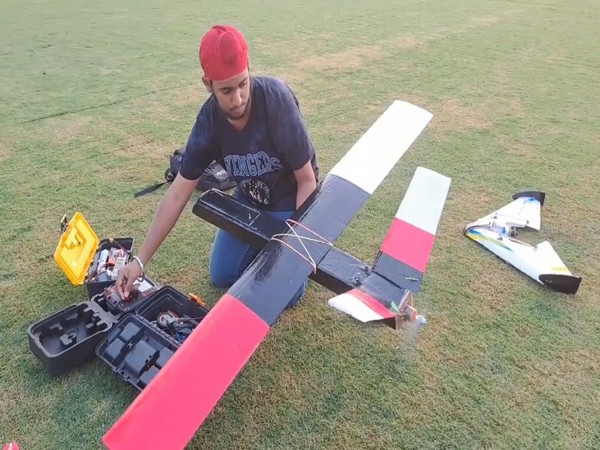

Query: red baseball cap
[[199, 25, 249, 81]]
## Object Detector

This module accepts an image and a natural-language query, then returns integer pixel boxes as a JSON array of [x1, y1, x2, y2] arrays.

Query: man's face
[[208, 69, 251, 121]]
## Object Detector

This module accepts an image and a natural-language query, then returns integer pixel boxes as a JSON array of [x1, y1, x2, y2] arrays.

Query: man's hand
[[116, 261, 143, 300]]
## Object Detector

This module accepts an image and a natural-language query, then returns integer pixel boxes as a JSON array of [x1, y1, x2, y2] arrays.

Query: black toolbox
[[28, 285, 209, 390], [96, 286, 209, 391], [27, 295, 118, 376], [27, 279, 159, 377]]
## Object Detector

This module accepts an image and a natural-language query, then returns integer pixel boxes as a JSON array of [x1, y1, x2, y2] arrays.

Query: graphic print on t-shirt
[[224, 151, 284, 206], [223, 151, 283, 178], [239, 178, 271, 205]]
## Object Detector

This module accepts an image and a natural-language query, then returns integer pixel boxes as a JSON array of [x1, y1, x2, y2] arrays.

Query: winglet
[[513, 190, 545, 206], [539, 274, 582, 294]]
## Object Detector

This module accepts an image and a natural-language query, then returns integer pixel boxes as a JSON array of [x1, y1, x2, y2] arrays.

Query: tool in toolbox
[[103, 281, 159, 315], [154, 310, 204, 344]]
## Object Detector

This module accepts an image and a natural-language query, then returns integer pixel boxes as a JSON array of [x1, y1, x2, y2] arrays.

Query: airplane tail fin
[[371, 167, 451, 292]]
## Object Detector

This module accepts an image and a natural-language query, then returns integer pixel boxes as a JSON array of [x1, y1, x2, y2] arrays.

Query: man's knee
[[209, 227, 258, 289], [209, 258, 237, 289]]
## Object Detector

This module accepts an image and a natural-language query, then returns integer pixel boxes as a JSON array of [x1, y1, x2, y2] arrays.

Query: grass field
[[1, 0, 599, 448]]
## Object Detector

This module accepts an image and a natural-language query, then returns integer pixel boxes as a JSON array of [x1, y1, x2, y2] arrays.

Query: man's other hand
[[116, 261, 142, 300]]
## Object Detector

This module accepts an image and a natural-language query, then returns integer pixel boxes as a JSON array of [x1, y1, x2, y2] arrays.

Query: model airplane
[[102, 101, 452, 450], [464, 191, 581, 294]]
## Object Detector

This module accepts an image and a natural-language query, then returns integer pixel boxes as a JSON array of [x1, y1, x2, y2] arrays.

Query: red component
[[380, 219, 435, 272], [103, 294, 270, 450], [349, 288, 395, 319]]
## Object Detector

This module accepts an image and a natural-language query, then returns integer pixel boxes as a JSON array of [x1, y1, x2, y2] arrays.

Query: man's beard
[[224, 78, 252, 121], [225, 100, 250, 121]]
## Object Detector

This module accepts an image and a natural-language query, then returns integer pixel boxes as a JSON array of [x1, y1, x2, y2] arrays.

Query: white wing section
[[466, 229, 569, 279], [328, 101, 433, 195], [469, 196, 542, 231], [536, 241, 571, 273], [465, 228, 580, 293], [328, 293, 386, 323], [394, 166, 452, 235]]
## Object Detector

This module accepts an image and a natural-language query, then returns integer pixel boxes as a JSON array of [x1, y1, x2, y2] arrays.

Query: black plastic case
[[27, 275, 158, 377], [95, 315, 179, 391], [27, 296, 120, 376], [96, 286, 209, 390], [28, 284, 209, 392]]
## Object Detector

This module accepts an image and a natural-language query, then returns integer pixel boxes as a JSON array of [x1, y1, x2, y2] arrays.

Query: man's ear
[[202, 75, 212, 93]]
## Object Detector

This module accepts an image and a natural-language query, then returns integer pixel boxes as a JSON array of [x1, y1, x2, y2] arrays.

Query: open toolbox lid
[[54, 212, 100, 286], [27, 295, 121, 376]]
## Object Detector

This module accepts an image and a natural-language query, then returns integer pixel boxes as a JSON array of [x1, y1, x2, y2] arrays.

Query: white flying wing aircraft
[[464, 191, 581, 294]]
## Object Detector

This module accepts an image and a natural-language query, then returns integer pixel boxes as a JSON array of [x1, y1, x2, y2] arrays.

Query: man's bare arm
[[294, 160, 317, 209], [117, 174, 199, 298], [137, 174, 199, 264]]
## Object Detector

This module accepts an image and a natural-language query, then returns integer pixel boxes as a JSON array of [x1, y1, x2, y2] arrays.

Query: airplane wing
[[467, 191, 545, 232], [103, 100, 434, 450], [328, 167, 451, 323], [464, 193, 581, 294]]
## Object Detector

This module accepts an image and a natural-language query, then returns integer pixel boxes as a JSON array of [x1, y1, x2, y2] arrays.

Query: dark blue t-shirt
[[180, 76, 319, 211]]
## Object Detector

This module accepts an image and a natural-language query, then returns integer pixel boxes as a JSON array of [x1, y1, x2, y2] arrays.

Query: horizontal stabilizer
[[373, 167, 451, 292], [328, 288, 396, 323]]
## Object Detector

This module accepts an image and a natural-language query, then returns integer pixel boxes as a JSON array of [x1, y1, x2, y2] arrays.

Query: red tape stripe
[[103, 294, 270, 450], [380, 219, 435, 273], [350, 288, 394, 319]]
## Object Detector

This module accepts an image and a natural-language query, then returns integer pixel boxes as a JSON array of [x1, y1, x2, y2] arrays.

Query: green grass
[[1, 0, 599, 448]]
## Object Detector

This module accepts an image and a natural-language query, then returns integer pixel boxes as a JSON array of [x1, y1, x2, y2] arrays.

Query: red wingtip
[[103, 294, 270, 450]]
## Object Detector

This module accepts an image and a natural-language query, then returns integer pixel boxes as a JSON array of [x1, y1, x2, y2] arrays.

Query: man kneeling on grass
[[117, 24, 319, 307]]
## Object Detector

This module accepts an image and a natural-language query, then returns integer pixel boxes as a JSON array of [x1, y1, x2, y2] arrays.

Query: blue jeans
[[208, 192, 306, 309]]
